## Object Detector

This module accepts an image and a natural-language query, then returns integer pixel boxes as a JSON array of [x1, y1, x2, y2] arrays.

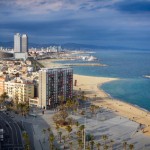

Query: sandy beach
[[39, 59, 150, 136], [74, 74, 150, 136]]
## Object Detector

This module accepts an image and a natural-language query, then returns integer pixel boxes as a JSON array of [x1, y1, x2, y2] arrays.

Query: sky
[[0, 0, 150, 49]]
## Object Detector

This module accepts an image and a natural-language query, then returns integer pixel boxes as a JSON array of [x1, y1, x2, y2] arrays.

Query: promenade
[[12, 107, 150, 150]]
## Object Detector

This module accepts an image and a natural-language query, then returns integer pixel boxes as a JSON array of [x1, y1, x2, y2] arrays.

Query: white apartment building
[[39, 67, 73, 109], [5, 79, 34, 103]]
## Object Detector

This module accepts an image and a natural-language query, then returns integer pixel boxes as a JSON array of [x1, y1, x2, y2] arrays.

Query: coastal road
[[0, 111, 24, 150]]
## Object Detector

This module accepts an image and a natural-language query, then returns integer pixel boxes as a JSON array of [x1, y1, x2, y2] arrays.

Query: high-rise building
[[14, 33, 21, 52], [39, 67, 73, 109], [14, 33, 28, 53], [22, 34, 28, 52]]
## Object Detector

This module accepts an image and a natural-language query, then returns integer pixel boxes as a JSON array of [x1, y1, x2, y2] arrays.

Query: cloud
[[0, 0, 150, 49], [114, 0, 150, 13], [0, 0, 120, 15]]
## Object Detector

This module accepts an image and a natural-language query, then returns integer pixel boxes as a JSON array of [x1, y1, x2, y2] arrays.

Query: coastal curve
[[73, 74, 150, 136]]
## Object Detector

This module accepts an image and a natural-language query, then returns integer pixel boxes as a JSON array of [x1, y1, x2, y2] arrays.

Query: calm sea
[[59, 50, 150, 111]]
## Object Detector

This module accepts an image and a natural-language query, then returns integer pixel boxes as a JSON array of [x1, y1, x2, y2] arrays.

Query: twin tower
[[14, 33, 28, 53]]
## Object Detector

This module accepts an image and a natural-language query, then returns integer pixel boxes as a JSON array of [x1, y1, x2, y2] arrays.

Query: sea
[[57, 50, 150, 111]]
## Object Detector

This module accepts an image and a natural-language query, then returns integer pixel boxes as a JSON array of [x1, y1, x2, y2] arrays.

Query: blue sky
[[0, 0, 150, 49]]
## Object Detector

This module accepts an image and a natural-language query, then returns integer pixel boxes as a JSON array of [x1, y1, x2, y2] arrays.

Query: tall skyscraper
[[39, 67, 73, 109], [14, 33, 28, 53], [14, 33, 21, 52], [22, 34, 28, 52]]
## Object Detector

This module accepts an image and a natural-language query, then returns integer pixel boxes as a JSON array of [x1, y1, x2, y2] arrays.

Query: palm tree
[[18, 103, 25, 115], [90, 140, 95, 150], [86, 146, 91, 150], [58, 131, 62, 143], [49, 133, 55, 150], [96, 142, 101, 150], [0, 92, 9, 102], [42, 129, 46, 143], [76, 130, 82, 139], [123, 141, 128, 150], [65, 125, 72, 139], [62, 135, 66, 149], [69, 142, 73, 150], [78, 139, 83, 150], [103, 145, 109, 150], [56, 124, 60, 135], [129, 144, 134, 150], [58, 95, 64, 105], [67, 117, 74, 126], [47, 127, 51, 134], [110, 140, 114, 150], [79, 125, 85, 142], [0, 92, 9, 108], [90, 105, 95, 116], [22, 132, 30, 150], [75, 121, 80, 128], [102, 135, 108, 146]]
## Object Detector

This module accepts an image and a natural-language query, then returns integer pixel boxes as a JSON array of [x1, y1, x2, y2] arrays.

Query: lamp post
[[84, 116, 86, 150]]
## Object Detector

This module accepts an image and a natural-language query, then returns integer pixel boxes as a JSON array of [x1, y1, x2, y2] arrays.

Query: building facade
[[14, 33, 21, 52], [22, 34, 28, 53], [0, 77, 5, 96], [39, 67, 73, 109], [4, 80, 34, 103]]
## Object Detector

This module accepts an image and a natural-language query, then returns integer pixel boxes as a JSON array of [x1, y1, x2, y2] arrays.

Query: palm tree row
[[50, 89, 135, 150], [22, 131, 30, 150]]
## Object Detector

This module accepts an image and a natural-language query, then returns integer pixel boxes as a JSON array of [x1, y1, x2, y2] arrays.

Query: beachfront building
[[0, 77, 6, 96], [39, 67, 73, 109], [4, 78, 34, 103]]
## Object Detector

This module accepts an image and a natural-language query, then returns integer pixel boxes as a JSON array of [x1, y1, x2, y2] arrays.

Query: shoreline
[[74, 74, 150, 136], [38, 58, 150, 136]]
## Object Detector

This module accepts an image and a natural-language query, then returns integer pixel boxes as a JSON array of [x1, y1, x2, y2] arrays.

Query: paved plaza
[[12, 107, 150, 150]]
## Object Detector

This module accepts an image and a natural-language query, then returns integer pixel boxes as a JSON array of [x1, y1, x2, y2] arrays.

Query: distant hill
[[0, 41, 149, 51]]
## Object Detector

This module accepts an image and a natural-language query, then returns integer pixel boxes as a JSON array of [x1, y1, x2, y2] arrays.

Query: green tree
[[47, 127, 51, 134], [58, 131, 62, 143], [110, 140, 114, 150], [62, 135, 66, 149], [66, 117, 74, 126], [49, 133, 55, 150], [123, 141, 128, 150], [75, 121, 80, 128], [96, 142, 101, 150], [22, 132, 30, 150], [90, 140, 95, 150], [0, 92, 9, 108], [79, 125, 85, 142], [78, 139, 83, 150], [65, 125, 72, 138], [102, 135, 108, 146], [69, 142, 73, 150], [103, 145, 109, 150], [129, 144, 134, 150]]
